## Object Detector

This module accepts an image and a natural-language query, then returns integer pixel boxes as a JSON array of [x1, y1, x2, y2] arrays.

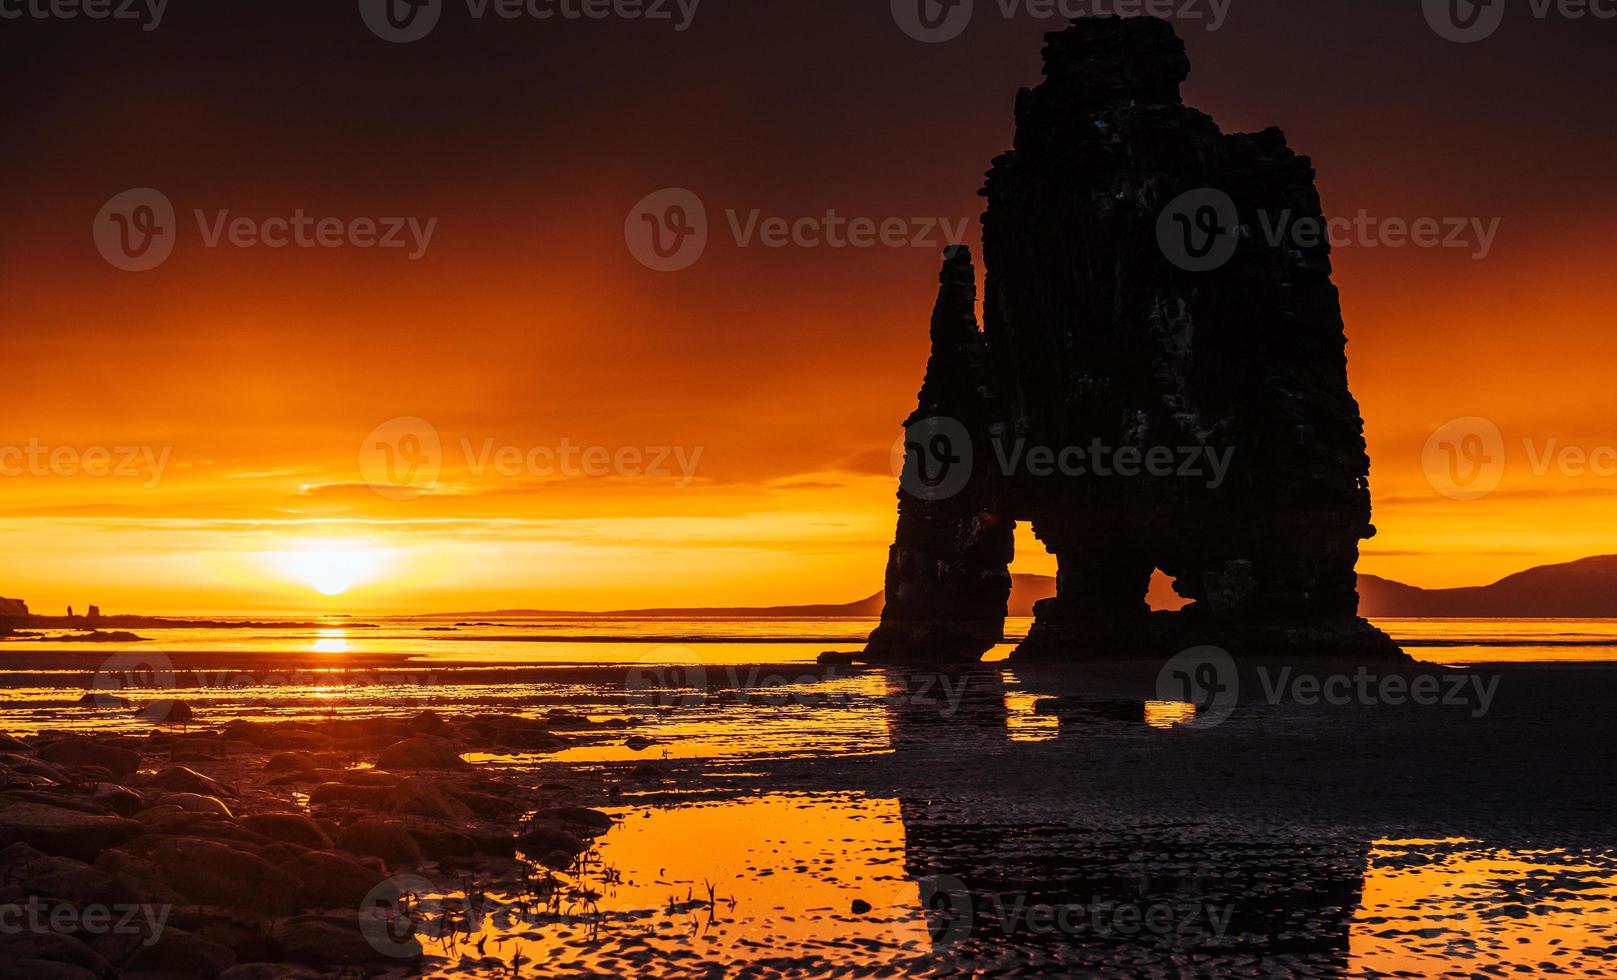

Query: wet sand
[[1, 655, 1615, 976]]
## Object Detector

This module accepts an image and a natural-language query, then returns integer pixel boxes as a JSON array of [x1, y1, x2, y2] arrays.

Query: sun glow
[[270, 542, 388, 596]]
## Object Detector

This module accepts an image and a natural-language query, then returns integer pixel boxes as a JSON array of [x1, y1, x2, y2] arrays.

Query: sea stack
[[864, 16, 1404, 663]]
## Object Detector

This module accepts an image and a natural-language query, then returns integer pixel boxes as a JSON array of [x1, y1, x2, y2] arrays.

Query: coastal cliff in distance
[[0, 597, 27, 618]]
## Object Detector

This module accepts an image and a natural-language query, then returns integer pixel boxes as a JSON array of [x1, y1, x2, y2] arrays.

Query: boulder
[[282, 850, 387, 909], [122, 933, 237, 979], [375, 737, 466, 771], [139, 766, 234, 798], [0, 960, 97, 980], [220, 965, 324, 980], [36, 739, 141, 779], [147, 793, 233, 818], [279, 917, 416, 967], [239, 813, 332, 850], [0, 932, 113, 976], [103, 837, 298, 914], [134, 699, 193, 724], [383, 777, 473, 821], [0, 801, 145, 860], [334, 819, 421, 867], [514, 825, 587, 860]]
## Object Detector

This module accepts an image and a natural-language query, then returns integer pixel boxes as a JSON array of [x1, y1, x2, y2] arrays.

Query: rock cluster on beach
[[0, 704, 630, 977], [866, 16, 1404, 664]]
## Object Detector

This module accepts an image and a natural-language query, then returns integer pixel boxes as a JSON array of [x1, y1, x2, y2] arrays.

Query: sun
[[271, 542, 388, 596]]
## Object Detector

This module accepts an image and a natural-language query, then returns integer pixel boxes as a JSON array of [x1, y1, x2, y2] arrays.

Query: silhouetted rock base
[[1013, 611, 1408, 663], [861, 623, 1001, 665]]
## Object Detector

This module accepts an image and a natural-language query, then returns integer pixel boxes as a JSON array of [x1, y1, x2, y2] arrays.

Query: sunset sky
[[5, 0, 1617, 614]]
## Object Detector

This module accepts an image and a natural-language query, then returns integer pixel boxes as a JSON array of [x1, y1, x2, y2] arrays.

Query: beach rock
[[515, 825, 587, 860], [108, 837, 298, 914], [0, 959, 97, 980], [240, 813, 332, 851], [334, 819, 421, 867], [280, 918, 414, 966], [0, 752, 69, 782], [393, 820, 480, 859], [123, 933, 237, 979], [90, 784, 144, 816], [139, 766, 234, 798], [407, 710, 446, 734], [147, 793, 233, 818], [383, 777, 473, 821], [75, 692, 132, 710], [36, 739, 142, 779], [219, 964, 324, 980], [306, 782, 391, 809], [375, 737, 466, 770], [134, 699, 193, 724], [283, 850, 387, 909], [624, 735, 655, 751], [262, 752, 320, 774], [0, 932, 113, 976], [817, 651, 858, 666], [851, 898, 872, 914], [0, 800, 145, 860], [630, 762, 662, 782], [531, 806, 614, 834]]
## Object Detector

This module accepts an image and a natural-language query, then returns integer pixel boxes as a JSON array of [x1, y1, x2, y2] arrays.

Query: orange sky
[[5, 2, 1617, 614]]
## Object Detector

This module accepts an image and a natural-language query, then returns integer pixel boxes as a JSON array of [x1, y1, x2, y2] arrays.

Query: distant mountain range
[[443, 557, 1617, 619]]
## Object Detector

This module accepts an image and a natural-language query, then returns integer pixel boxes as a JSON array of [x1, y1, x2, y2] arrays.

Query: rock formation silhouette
[[865, 16, 1404, 664]]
